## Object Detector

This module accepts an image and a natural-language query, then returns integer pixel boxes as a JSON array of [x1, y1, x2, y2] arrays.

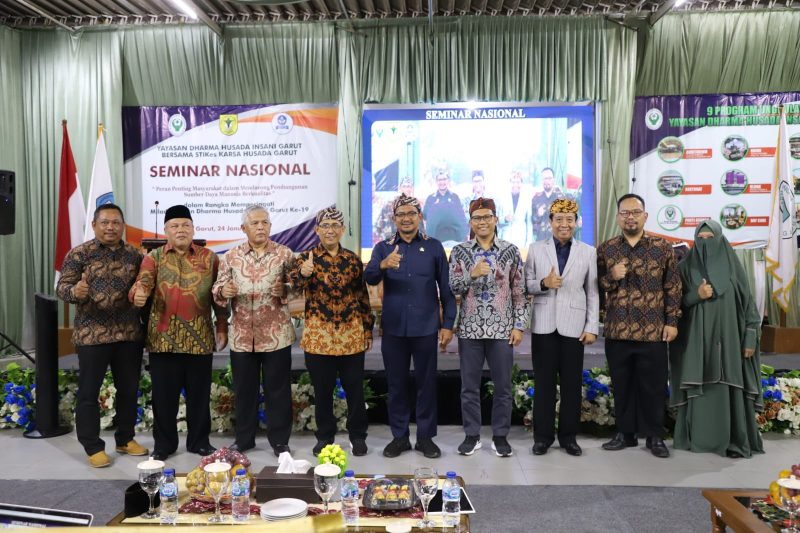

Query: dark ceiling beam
[[14, 0, 75, 29]]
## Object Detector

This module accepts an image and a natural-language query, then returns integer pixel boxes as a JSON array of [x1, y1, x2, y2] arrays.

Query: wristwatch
[[540, 279, 548, 291]]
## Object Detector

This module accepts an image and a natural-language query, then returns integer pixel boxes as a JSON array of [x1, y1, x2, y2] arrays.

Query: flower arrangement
[[1, 364, 375, 435], [758, 366, 800, 435]]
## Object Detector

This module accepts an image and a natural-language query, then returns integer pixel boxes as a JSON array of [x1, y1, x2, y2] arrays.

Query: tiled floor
[[2, 424, 795, 490]]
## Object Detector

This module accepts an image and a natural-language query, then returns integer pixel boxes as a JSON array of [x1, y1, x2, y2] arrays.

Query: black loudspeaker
[[0, 170, 14, 235], [24, 294, 72, 439]]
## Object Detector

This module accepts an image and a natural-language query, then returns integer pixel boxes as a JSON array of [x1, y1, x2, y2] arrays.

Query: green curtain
[[637, 11, 800, 327], [0, 26, 27, 348]]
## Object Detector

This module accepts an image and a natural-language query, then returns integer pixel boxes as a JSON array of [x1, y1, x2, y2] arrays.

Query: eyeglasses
[[618, 210, 644, 218], [394, 211, 419, 219], [471, 214, 495, 223], [318, 223, 342, 230]]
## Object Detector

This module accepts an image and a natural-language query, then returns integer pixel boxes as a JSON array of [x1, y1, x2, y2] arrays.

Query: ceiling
[[0, 0, 794, 31]]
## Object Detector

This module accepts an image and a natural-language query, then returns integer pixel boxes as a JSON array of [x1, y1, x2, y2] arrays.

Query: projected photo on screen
[[361, 103, 595, 258]]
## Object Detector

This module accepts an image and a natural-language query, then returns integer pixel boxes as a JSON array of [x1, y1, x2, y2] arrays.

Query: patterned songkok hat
[[550, 198, 578, 216], [392, 193, 421, 214], [469, 197, 496, 216], [315, 206, 344, 226]]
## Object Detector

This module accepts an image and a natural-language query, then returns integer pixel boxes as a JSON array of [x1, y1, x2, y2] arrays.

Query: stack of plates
[[260, 498, 308, 522]]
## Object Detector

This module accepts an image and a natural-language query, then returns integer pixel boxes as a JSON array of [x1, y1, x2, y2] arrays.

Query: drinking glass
[[136, 459, 165, 519], [778, 478, 800, 532], [413, 467, 439, 529], [313, 463, 341, 514], [204, 461, 232, 523]]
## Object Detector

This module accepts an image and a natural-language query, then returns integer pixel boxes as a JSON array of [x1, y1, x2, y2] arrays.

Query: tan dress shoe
[[88, 451, 111, 468], [115, 440, 149, 456]]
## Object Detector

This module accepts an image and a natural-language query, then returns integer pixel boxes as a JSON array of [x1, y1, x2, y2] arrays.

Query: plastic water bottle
[[231, 468, 251, 522], [340, 470, 360, 526], [159, 468, 179, 525], [442, 471, 461, 528]]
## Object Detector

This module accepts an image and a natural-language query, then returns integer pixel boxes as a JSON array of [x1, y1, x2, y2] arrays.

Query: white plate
[[262, 512, 308, 521], [260, 498, 308, 519]]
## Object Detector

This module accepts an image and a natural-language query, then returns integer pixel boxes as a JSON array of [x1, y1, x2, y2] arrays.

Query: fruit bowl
[[186, 447, 254, 503]]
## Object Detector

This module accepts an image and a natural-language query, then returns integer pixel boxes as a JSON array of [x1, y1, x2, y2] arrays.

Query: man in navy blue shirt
[[365, 193, 457, 458]]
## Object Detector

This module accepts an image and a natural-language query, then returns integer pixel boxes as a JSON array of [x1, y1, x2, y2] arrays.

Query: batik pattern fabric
[[289, 244, 374, 356], [56, 239, 143, 346], [596, 233, 682, 342], [132, 243, 228, 354], [449, 238, 530, 339], [212, 241, 295, 353]]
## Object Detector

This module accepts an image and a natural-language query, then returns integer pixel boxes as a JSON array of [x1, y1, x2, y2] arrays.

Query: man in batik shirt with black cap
[[131, 204, 229, 460], [365, 194, 456, 459], [290, 207, 374, 457]]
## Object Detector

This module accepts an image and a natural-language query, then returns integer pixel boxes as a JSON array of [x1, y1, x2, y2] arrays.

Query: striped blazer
[[524, 238, 599, 339]]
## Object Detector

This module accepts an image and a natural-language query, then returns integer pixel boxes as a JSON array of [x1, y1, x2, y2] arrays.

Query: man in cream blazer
[[524, 199, 599, 457]]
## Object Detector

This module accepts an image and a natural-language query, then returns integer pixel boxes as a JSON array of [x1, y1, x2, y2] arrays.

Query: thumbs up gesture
[[132, 284, 150, 308], [698, 278, 714, 300], [300, 251, 315, 278], [72, 272, 90, 300], [470, 257, 492, 279], [221, 279, 239, 299], [381, 245, 402, 271], [543, 266, 563, 289], [610, 259, 628, 281]]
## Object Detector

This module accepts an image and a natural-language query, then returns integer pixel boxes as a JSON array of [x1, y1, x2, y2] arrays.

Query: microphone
[[154, 201, 160, 239]]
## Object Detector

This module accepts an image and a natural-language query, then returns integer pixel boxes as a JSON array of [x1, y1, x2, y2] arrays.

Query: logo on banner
[[168, 114, 187, 137], [657, 205, 683, 231], [646, 108, 663, 131], [778, 181, 797, 239], [272, 113, 294, 135], [220, 115, 239, 136], [95, 192, 114, 208]]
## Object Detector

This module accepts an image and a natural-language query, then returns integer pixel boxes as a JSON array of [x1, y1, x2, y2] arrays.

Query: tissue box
[[255, 466, 318, 503]]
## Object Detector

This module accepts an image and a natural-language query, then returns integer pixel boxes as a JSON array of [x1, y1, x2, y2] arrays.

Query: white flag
[[84, 125, 115, 242], [765, 108, 798, 313]]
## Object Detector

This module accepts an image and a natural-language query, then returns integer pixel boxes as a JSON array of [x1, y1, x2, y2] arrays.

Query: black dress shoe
[[191, 445, 217, 456], [273, 444, 291, 457], [562, 442, 582, 457], [383, 437, 412, 458], [601, 433, 638, 451], [726, 450, 743, 459], [152, 451, 170, 461], [646, 437, 670, 458], [532, 442, 549, 456], [229, 443, 254, 453]]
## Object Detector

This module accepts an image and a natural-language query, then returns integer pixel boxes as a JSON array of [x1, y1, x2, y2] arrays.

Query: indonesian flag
[[83, 125, 114, 242], [765, 107, 798, 313], [54, 121, 86, 285]]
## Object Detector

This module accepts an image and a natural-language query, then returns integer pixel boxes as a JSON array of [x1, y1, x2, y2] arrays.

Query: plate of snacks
[[186, 447, 253, 504], [362, 478, 418, 511]]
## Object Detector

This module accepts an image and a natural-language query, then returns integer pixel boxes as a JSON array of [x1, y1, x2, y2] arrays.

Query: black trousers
[[304, 352, 367, 442], [605, 339, 668, 438], [381, 333, 439, 440], [531, 332, 584, 446], [149, 353, 212, 454], [230, 346, 292, 449], [76, 342, 143, 455]]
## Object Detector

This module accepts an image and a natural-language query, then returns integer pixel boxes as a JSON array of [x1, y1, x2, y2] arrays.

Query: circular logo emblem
[[657, 205, 683, 231], [645, 108, 663, 131], [720, 169, 748, 196], [272, 113, 294, 135], [657, 170, 684, 197], [657, 136, 684, 163], [720, 204, 747, 230], [168, 114, 187, 137]]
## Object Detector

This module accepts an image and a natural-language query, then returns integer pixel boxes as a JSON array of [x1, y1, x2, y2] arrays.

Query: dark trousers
[[149, 353, 212, 454], [230, 347, 292, 449], [381, 333, 438, 440], [76, 342, 143, 455], [304, 352, 368, 442], [459, 338, 514, 437], [605, 339, 668, 438], [531, 332, 584, 446]]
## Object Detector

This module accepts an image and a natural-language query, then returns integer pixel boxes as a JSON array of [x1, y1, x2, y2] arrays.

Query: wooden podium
[[761, 324, 800, 353]]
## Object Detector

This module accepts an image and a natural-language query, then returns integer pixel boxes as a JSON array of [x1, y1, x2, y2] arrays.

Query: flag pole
[[61, 119, 70, 330]]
